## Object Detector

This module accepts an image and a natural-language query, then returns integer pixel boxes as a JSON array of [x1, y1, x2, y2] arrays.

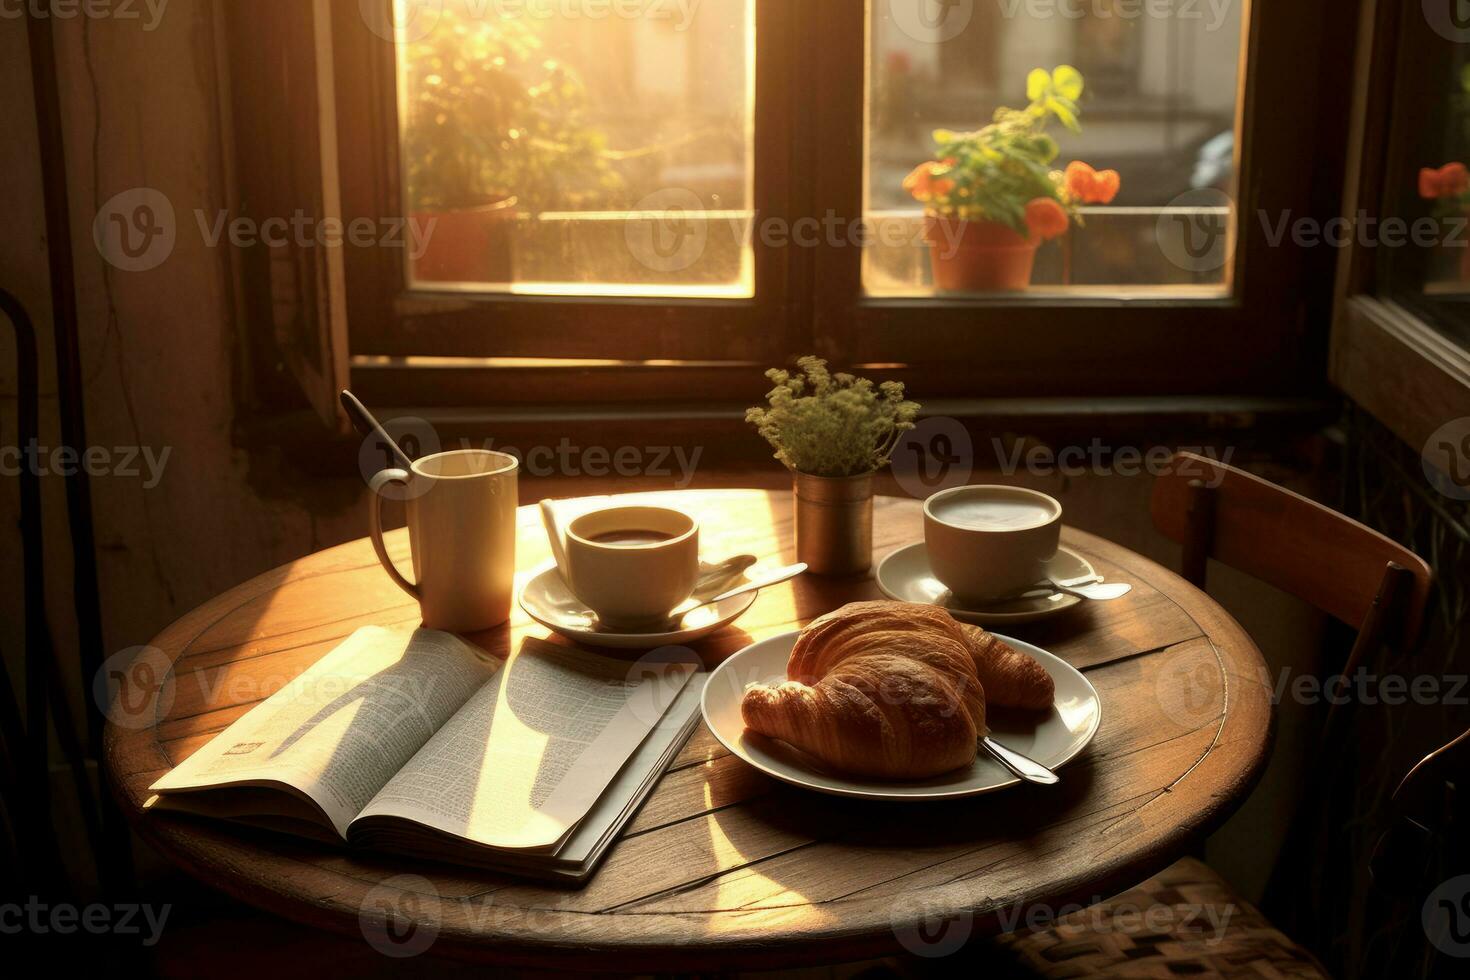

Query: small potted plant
[[401, 12, 622, 283], [903, 65, 1121, 292], [747, 357, 920, 575]]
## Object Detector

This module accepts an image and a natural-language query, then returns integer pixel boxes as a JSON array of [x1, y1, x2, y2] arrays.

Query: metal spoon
[[1044, 578, 1132, 601], [981, 736, 1060, 785], [665, 563, 808, 629]]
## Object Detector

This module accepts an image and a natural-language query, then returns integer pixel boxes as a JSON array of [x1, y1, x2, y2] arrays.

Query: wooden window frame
[[233, 0, 1356, 422], [1331, 0, 1470, 458]]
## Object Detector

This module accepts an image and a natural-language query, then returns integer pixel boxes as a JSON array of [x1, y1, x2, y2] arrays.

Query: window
[[226, 0, 1352, 423], [865, 0, 1243, 296], [395, 0, 756, 297]]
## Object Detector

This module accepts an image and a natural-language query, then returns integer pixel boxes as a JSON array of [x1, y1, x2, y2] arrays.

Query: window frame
[[1331, 0, 1470, 458], [322, 0, 1351, 413]]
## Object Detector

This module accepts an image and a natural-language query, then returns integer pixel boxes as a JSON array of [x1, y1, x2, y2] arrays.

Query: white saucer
[[701, 631, 1101, 801], [876, 542, 1097, 626], [518, 564, 759, 651]]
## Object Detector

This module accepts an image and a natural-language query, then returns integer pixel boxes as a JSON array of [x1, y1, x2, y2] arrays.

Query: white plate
[[876, 542, 1097, 625], [701, 630, 1101, 800], [518, 564, 758, 651]]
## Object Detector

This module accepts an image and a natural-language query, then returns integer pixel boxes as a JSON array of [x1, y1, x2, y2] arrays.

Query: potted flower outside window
[[401, 12, 622, 283], [904, 66, 1121, 292]]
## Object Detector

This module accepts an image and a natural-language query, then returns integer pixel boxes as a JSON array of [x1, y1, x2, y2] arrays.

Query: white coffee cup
[[562, 506, 700, 631], [924, 485, 1062, 603], [369, 449, 519, 633]]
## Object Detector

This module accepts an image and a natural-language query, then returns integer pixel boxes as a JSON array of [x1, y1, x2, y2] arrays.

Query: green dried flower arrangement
[[746, 357, 921, 478]]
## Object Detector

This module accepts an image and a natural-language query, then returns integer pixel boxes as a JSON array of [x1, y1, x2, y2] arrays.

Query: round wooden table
[[105, 490, 1272, 970]]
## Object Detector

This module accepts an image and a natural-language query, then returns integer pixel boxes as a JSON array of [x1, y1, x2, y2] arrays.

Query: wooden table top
[[105, 489, 1272, 970]]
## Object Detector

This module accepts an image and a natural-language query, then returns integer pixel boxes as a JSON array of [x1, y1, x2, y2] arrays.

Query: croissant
[[740, 601, 985, 779], [958, 623, 1056, 712]]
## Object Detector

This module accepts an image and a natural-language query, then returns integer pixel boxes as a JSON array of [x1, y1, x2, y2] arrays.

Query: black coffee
[[588, 529, 676, 548]]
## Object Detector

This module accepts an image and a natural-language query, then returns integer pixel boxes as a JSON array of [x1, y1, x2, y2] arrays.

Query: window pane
[[1377, 13, 1470, 350], [866, 0, 1242, 296], [396, 0, 754, 297]]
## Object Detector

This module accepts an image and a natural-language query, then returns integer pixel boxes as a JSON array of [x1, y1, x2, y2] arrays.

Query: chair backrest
[[1150, 452, 1433, 657]]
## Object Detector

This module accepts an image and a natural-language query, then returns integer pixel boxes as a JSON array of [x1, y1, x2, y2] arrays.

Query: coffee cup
[[562, 506, 700, 631], [924, 486, 1062, 603], [368, 449, 519, 633]]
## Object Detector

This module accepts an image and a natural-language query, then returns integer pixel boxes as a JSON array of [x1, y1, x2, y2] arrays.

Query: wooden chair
[[992, 452, 1435, 978]]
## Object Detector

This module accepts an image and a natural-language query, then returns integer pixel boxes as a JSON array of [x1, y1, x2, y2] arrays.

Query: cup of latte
[[563, 505, 701, 631], [923, 486, 1062, 604]]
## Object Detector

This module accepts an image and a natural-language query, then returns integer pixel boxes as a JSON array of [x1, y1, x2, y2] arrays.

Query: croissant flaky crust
[[740, 601, 1055, 779], [959, 622, 1056, 712]]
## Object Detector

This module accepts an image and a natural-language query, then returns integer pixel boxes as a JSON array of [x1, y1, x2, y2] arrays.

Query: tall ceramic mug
[[369, 450, 519, 633]]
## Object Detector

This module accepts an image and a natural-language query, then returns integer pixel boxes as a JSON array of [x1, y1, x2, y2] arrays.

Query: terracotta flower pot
[[411, 196, 518, 284], [923, 216, 1040, 292]]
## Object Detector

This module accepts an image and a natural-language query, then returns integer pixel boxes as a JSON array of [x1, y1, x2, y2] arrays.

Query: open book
[[147, 628, 704, 883]]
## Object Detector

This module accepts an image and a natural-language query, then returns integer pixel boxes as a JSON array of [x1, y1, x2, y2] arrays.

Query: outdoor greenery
[[903, 66, 1120, 238], [401, 12, 622, 213]]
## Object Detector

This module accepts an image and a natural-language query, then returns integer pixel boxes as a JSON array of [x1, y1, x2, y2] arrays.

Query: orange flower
[[1065, 161, 1121, 205], [903, 161, 956, 202], [1025, 197, 1070, 240], [1420, 162, 1470, 199]]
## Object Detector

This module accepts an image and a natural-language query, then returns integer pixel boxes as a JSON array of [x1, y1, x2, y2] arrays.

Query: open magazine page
[[355, 639, 698, 850], [150, 627, 497, 837]]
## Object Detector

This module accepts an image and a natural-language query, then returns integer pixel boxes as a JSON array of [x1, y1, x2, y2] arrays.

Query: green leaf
[[1027, 68, 1051, 102], [1052, 65, 1084, 101]]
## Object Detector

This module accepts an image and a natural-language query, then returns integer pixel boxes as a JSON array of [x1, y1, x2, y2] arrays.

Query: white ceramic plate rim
[[518, 564, 758, 648], [875, 542, 1097, 623], [701, 630, 1102, 800]]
